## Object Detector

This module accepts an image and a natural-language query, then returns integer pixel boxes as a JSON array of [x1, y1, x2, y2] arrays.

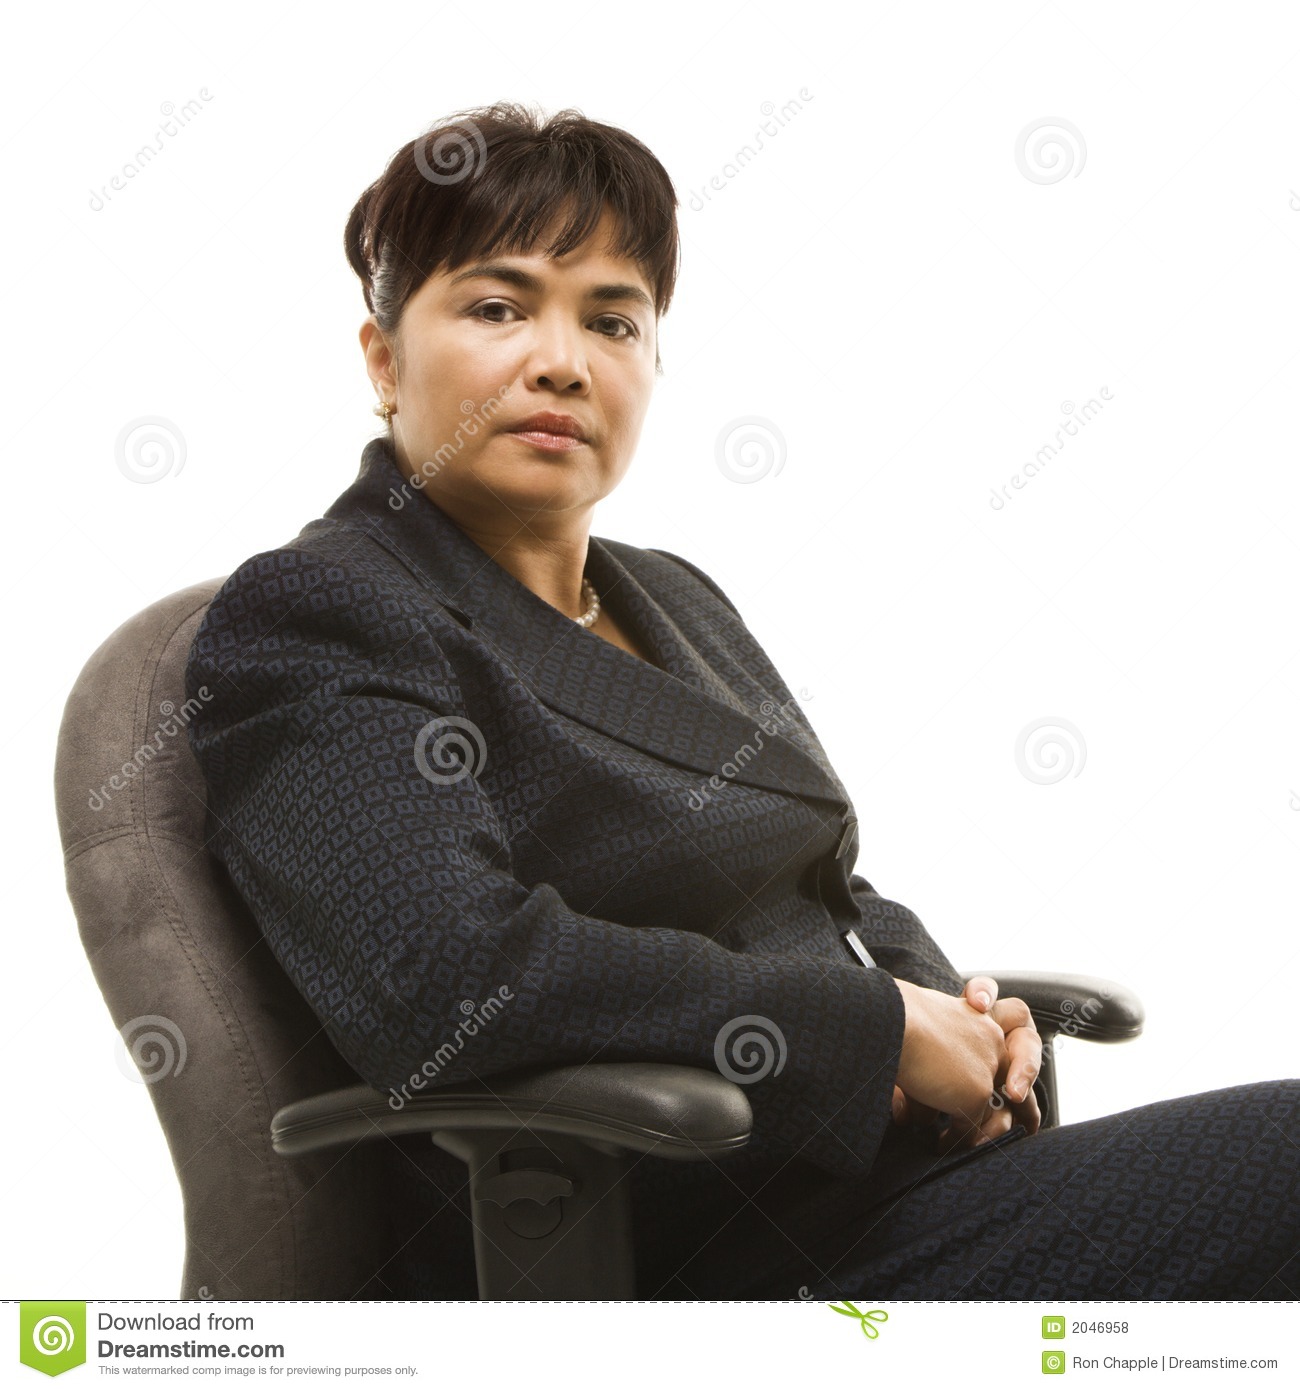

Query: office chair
[[54, 579, 1144, 1300]]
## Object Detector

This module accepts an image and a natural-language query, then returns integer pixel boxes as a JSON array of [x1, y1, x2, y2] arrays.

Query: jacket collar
[[314, 436, 849, 809]]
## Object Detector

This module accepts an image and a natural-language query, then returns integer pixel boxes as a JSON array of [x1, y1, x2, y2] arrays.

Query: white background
[[5, 0, 1299, 1299]]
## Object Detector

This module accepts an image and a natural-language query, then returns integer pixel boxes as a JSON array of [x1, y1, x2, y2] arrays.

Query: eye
[[468, 300, 521, 324], [592, 314, 638, 340]]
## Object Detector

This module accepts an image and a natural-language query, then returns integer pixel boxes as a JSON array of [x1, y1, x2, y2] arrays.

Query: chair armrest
[[270, 1060, 752, 1161], [960, 969, 1144, 1043]]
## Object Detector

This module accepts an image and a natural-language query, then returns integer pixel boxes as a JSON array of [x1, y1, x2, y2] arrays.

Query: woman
[[184, 102, 1299, 1300]]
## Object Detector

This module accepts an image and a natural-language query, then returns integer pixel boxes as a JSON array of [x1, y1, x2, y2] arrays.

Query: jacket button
[[835, 812, 858, 860]]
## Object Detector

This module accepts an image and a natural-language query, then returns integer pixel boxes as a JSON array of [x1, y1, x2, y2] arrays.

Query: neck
[[453, 512, 593, 620], [388, 439, 595, 618]]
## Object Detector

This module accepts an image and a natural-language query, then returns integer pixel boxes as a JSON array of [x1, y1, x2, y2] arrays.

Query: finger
[[963, 975, 999, 1013], [987, 1056, 1043, 1137], [938, 1114, 1000, 1152], [989, 995, 1035, 1035], [934, 1119, 974, 1153], [974, 1106, 1015, 1146], [998, 1023, 1044, 1103], [936, 1097, 1001, 1152], [1011, 1083, 1042, 1136]]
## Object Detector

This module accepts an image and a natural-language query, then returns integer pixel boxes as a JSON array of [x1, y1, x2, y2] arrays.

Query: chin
[[477, 448, 592, 479]]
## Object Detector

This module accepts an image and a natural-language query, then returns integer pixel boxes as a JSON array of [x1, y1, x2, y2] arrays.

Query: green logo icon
[[1042, 1315, 1066, 1338], [1042, 1349, 1066, 1374], [828, 1301, 889, 1339], [20, 1303, 86, 1378]]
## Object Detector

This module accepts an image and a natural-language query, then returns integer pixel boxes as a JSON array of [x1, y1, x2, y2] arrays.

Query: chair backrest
[[52, 579, 453, 1298]]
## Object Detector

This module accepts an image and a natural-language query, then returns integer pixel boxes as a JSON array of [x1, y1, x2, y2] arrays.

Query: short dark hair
[[344, 102, 680, 389]]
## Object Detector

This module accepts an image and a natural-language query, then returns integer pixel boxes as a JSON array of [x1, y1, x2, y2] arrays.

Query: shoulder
[[194, 520, 461, 642], [185, 524, 462, 703]]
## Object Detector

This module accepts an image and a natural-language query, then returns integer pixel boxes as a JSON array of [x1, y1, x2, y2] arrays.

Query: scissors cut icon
[[828, 1301, 889, 1338]]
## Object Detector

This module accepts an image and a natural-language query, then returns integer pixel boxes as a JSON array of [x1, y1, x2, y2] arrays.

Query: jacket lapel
[[317, 437, 848, 809]]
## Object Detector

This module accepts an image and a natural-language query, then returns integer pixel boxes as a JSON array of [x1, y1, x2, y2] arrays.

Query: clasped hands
[[890, 974, 1042, 1152]]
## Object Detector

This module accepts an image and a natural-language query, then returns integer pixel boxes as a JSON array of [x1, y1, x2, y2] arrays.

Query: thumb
[[891, 1085, 906, 1124], [964, 975, 999, 1013]]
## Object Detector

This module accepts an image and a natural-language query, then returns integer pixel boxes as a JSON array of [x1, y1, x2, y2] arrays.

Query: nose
[[524, 312, 590, 395]]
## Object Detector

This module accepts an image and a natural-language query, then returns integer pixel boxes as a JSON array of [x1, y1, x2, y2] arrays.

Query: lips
[[505, 412, 588, 442]]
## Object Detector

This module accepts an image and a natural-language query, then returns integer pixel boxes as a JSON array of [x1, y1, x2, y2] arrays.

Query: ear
[[359, 315, 397, 399]]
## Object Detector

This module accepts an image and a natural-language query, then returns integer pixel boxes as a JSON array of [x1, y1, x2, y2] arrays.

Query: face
[[359, 206, 659, 538]]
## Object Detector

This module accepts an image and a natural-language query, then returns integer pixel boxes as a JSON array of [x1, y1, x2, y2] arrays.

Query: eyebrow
[[446, 262, 655, 313]]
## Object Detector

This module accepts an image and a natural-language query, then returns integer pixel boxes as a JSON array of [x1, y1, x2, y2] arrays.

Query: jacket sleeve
[[849, 872, 968, 997], [184, 547, 909, 1181]]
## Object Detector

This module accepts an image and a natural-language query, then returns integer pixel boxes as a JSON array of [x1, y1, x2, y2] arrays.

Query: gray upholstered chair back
[[53, 579, 401, 1299]]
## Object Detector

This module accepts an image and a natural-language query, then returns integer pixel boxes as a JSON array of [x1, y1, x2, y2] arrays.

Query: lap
[[657, 1079, 1300, 1300]]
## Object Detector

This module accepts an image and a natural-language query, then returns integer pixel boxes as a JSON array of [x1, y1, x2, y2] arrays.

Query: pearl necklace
[[576, 577, 601, 627]]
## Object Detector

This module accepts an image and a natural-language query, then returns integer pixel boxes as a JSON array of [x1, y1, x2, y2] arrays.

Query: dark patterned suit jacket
[[184, 434, 985, 1295]]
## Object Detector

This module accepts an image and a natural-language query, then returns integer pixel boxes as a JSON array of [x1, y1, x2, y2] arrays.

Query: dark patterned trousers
[[643, 1079, 1300, 1299]]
